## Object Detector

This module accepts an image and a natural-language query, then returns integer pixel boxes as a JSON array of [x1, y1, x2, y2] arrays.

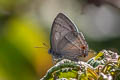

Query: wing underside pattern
[[50, 13, 89, 61]]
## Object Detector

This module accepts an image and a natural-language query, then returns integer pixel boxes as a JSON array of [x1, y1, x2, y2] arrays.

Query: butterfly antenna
[[42, 42, 49, 48], [34, 42, 49, 49], [34, 46, 48, 49]]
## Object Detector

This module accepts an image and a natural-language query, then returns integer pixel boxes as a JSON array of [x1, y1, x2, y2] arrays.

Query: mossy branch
[[41, 50, 120, 80]]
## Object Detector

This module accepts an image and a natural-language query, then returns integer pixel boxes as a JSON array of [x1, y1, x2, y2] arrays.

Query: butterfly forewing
[[50, 13, 78, 52], [50, 13, 89, 61]]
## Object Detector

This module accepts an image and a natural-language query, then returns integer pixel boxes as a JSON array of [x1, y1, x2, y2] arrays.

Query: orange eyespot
[[81, 46, 86, 50]]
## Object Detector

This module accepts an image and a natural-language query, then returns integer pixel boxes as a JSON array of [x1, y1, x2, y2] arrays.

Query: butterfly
[[49, 13, 89, 61]]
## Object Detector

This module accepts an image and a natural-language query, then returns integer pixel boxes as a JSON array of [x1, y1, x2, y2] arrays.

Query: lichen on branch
[[41, 50, 120, 80]]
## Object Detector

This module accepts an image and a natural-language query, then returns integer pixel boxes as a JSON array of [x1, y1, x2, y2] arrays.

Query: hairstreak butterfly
[[49, 13, 89, 61]]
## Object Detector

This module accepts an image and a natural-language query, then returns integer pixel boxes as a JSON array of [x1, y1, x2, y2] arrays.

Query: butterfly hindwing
[[57, 32, 88, 60]]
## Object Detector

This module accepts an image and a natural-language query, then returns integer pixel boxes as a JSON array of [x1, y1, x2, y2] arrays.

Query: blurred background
[[0, 0, 120, 80]]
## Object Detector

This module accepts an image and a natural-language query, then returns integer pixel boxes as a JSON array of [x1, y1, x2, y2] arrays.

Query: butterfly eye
[[81, 46, 86, 50]]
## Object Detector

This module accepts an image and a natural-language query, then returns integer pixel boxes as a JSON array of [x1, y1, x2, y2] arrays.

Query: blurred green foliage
[[0, 37, 38, 80], [0, 10, 53, 80]]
